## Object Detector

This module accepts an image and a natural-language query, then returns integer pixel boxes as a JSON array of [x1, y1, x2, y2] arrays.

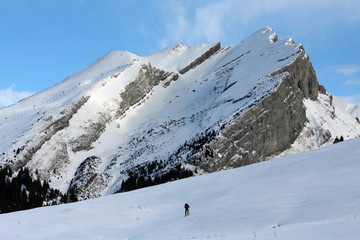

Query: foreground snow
[[1, 138, 360, 239]]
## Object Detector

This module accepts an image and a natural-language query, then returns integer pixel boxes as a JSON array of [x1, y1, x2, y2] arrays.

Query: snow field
[[1, 137, 360, 239]]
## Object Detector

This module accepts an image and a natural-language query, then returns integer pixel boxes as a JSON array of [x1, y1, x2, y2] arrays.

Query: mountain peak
[[263, 26, 278, 43], [1, 28, 359, 201]]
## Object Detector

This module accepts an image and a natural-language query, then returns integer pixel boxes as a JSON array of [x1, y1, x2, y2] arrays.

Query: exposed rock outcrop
[[68, 64, 171, 153], [271, 48, 319, 100], [70, 112, 111, 152], [179, 42, 221, 74], [17, 96, 89, 169], [115, 63, 171, 118], [192, 50, 319, 172], [68, 156, 111, 200]]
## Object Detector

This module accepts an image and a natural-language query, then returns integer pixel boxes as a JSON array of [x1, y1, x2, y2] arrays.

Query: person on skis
[[184, 203, 190, 216]]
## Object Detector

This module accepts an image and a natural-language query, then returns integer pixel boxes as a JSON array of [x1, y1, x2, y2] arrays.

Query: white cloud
[[158, 0, 252, 46], [0, 85, 34, 108], [158, 1, 191, 48]]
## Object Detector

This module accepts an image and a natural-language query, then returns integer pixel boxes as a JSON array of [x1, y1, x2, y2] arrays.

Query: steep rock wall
[[193, 50, 319, 172], [179, 42, 221, 74]]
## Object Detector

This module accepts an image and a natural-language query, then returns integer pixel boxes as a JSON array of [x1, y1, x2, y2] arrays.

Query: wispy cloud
[[335, 65, 360, 76], [158, 0, 270, 47], [157, 0, 360, 48], [0, 85, 34, 108], [319, 65, 360, 78], [345, 78, 360, 85]]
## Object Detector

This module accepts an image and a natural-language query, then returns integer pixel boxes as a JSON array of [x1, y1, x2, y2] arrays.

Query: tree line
[[118, 128, 217, 193], [118, 162, 193, 193], [0, 166, 77, 214]]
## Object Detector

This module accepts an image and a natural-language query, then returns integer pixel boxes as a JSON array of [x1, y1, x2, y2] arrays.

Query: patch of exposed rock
[[70, 112, 111, 152], [116, 63, 171, 118], [179, 42, 221, 74], [70, 63, 171, 153], [16, 96, 89, 169], [68, 156, 111, 200]]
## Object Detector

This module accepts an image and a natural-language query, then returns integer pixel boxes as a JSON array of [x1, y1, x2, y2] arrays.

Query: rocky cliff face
[[191, 50, 319, 172]]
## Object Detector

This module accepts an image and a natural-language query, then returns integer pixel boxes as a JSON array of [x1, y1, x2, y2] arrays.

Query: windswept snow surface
[[1, 137, 360, 239]]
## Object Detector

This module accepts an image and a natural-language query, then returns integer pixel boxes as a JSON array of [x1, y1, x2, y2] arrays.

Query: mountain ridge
[[0, 27, 359, 200]]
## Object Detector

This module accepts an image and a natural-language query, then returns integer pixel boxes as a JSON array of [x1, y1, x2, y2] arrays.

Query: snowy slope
[[1, 137, 359, 240], [279, 93, 360, 155], [0, 43, 213, 157], [0, 51, 139, 155], [332, 95, 360, 118]]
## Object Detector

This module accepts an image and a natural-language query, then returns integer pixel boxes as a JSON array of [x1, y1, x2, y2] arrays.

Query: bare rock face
[[68, 156, 111, 200], [18, 96, 89, 170], [273, 49, 319, 101], [116, 63, 171, 118], [193, 50, 319, 172], [70, 112, 112, 153], [179, 42, 221, 74]]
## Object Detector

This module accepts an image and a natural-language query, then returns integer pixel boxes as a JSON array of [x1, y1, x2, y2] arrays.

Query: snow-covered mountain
[[0, 27, 359, 200], [1, 135, 360, 240]]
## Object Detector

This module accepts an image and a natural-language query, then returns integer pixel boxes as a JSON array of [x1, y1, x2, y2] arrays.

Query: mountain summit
[[1, 27, 359, 200]]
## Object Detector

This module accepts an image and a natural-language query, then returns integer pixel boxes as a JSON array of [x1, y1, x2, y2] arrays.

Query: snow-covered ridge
[[1, 137, 359, 240], [0, 42, 214, 155], [0, 51, 138, 155]]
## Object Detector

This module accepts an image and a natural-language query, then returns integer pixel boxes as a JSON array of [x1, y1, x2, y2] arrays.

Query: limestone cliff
[[189, 49, 320, 172]]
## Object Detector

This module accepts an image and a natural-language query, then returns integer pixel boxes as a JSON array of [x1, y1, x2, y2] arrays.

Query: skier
[[184, 203, 190, 216]]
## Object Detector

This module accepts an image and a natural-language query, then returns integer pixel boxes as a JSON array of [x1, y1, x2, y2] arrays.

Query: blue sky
[[1, 0, 360, 107]]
